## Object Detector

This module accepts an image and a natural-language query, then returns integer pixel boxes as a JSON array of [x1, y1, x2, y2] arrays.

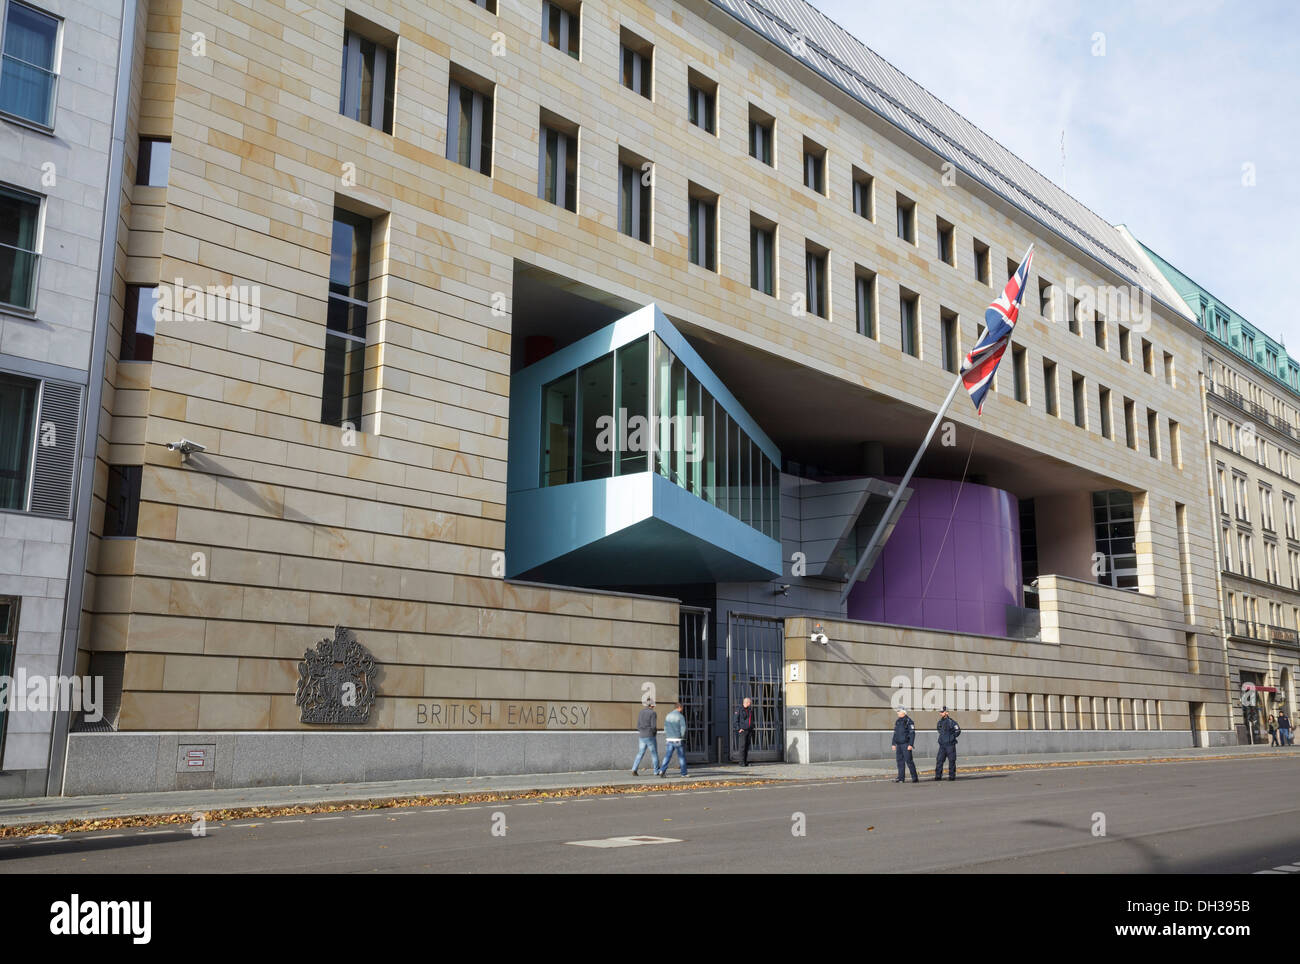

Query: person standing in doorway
[[892, 707, 918, 783], [934, 707, 960, 781], [658, 702, 688, 777], [735, 697, 756, 767], [632, 700, 660, 776]]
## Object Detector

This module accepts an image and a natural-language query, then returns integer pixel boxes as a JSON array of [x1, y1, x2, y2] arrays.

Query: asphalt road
[[2, 757, 1297, 873]]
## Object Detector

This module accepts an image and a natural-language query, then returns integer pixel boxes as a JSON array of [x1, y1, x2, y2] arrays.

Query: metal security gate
[[727, 612, 785, 762], [678, 606, 711, 762]]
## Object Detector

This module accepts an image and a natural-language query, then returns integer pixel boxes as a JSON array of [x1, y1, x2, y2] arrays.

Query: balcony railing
[[1226, 618, 1300, 646], [1209, 384, 1300, 441]]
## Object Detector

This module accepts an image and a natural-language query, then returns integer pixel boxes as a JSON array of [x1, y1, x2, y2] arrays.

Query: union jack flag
[[960, 245, 1034, 414]]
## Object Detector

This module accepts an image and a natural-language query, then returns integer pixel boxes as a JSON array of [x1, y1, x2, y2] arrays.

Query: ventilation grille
[[29, 381, 83, 519], [72, 651, 124, 732]]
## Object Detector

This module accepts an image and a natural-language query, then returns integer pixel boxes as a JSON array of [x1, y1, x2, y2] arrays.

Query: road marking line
[[139, 829, 174, 836], [313, 816, 345, 822], [1272, 864, 1300, 872], [351, 813, 382, 818], [516, 803, 540, 807], [275, 819, 305, 825], [231, 823, 262, 828], [565, 835, 683, 849], [421, 809, 447, 814]]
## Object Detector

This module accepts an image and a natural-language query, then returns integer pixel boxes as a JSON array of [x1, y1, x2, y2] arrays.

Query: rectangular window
[[1072, 373, 1086, 428], [0, 0, 60, 128], [1284, 494, 1296, 540], [1142, 338, 1154, 375], [1119, 325, 1131, 362], [688, 189, 717, 272], [541, 371, 575, 486], [750, 217, 774, 296], [900, 290, 919, 357], [748, 105, 773, 166], [1093, 489, 1138, 591], [1124, 398, 1136, 449], [687, 70, 716, 134], [1067, 295, 1081, 335], [620, 28, 652, 98], [805, 244, 827, 319], [1039, 278, 1053, 318], [618, 155, 651, 243], [1012, 345, 1027, 402], [538, 114, 577, 212], [1163, 351, 1176, 386], [1099, 386, 1112, 439], [936, 217, 954, 266], [852, 168, 873, 221], [446, 71, 493, 175], [542, 0, 579, 58], [340, 25, 395, 134], [1146, 408, 1159, 458], [941, 309, 959, 373], [855, 269, 876, 339], [104, 464, 142, 538], [1042, 359, 1058, 416], [120, 285, 157, 362], [1095, 314, 1107, 350], [136, 138, 171, 187], [469, 0, 497, 11], [1169, 420, 1181, 468], [321, 207, 372, 428], [0, 372, 38, 510], [896, 194, 915, 243], [973, 239, 990, 285], [802, 138, 826, 194], [0, 183, 41, 312]]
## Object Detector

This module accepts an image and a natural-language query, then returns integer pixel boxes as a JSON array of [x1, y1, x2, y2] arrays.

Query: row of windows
[[1210, 355, 1300, 432], [1007, 694, 1164, 731], [335, 6, 1169, 404], [1212, 412, 1299, 483]]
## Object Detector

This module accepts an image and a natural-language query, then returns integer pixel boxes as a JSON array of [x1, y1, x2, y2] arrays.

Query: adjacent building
[[0, 0, 132, 796], [1133, 238, 1300, 743], [0, 0, 1246, 797]]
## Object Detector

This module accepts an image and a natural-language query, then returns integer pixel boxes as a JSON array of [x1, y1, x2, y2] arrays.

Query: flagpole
[[837, 371, 966, 607]]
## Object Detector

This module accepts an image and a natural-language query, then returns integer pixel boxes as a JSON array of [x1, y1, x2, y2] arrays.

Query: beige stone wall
[[80, 0, 1224, 734]]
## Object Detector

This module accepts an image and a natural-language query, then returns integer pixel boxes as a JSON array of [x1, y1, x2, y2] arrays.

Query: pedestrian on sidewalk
[[735, 697, 756, 767], [1267, 714, 1279, 746], [892, 707, 918, 783], [934, 706, 960, 781], [632, 700, 660, 776], [658, 702, 688, 777], [1279, 711, 1293, 746]]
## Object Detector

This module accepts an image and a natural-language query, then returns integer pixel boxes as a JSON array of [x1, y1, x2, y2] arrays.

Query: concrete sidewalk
[[1, 743, 1291, 830]]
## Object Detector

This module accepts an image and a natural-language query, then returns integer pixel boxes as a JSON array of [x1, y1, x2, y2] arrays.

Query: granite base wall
[[797, 728, 1237, 763], [61, 730, 643, 796]]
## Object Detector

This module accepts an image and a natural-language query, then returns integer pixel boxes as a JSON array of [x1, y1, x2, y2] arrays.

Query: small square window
[[120, 285, 157, 361], [137, 138, 171, 187], [339, 18, 397, 134], [447, 66, 494, 176], [104, 464, 142, 538], [542, 1, 579, 58], [687, 69, 716, 135], [620, 28, 652, 99]]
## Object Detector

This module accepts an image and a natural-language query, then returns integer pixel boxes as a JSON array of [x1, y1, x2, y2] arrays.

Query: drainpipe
[[45, 0, 139, 796], [1198, 366, 1234, 746]]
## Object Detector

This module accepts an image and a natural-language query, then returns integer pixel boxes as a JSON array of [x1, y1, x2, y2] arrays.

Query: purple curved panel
[[848, 478, 1021, 636]]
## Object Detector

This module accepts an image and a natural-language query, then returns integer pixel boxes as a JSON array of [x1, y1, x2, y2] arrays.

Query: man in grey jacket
[[632, 700, 660, 776], [657, 702, 688, 777]]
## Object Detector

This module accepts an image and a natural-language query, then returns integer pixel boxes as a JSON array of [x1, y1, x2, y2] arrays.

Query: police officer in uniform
[[934, 706, 960, 781], [891, 707, 918, 783]]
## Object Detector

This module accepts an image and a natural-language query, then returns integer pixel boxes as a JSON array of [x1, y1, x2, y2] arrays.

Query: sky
[[813, 0, 1300, 347]]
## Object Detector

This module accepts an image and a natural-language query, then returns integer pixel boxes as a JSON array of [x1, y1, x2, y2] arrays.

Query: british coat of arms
[[295, 625, 378, 724]]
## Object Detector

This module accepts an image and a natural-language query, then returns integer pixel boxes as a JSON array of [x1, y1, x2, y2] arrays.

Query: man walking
[[1278, 710, 1293, 747], [658, 702, 688, 777], [934, 706, 960, 781], [735, 697, 756, 767], [632, 699, 660, 776], [892, 707, 918, 783]]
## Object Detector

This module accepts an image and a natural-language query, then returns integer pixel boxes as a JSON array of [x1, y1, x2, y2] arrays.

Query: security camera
[[775, 584, 790, 596], [811, 631, 829, 645], [166, 438, 206, 458]]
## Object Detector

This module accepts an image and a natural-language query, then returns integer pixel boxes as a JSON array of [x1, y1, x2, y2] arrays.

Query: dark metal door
[[678, 606, 711, 762], [727, 612, 784, 762]]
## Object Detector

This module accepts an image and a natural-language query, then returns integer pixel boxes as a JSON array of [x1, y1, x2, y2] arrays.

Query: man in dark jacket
[[632, 701, 660, 776], [735, 697, 756, 767], [934, 706, 961, 781], [892, 707, 918, 783]]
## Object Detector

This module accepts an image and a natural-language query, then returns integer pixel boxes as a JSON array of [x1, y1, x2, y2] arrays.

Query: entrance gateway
[[676, 609, 785, 763]]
